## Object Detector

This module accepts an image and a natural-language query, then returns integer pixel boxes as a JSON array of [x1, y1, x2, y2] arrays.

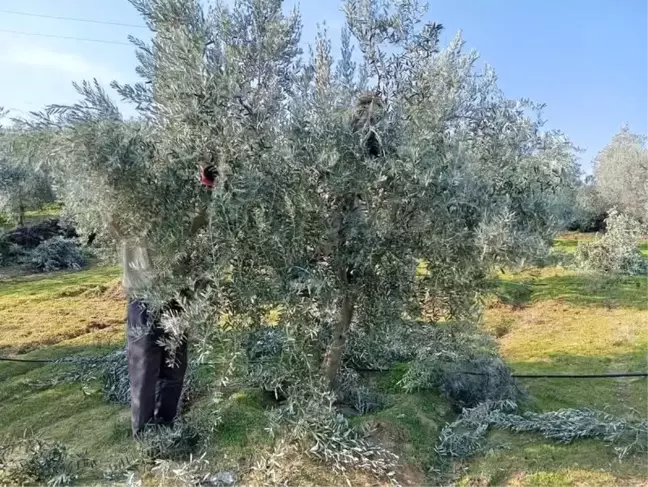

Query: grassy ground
[[0, 266, 125, 353], [0, 266, 395, 485], [462, 240, 647, 485], [0, 266, 136, 480], [0, 233, 646, 485]]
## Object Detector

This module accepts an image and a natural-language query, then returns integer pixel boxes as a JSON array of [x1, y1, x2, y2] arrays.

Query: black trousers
[[126, 299, 188, 437]]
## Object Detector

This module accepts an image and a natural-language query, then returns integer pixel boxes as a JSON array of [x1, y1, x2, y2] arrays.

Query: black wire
[[0, 29, 132, 46], [521, 372, 648, 378], [0, 9, 147, 29], [462, 371, 648, 379], [0, 357, 55, 363], [1, 356, 646, 378], [0, 356, 221, 367]]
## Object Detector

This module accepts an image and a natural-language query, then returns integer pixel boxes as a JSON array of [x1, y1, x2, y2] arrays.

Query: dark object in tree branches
[[86, 231, 97, 246], [200, 164, 218, 189], [352, 91, 384, 158]]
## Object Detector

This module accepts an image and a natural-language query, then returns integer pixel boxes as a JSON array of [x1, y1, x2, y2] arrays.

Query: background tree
[[567, 175, 608, 232], [593, 125, 648, 222], [0, 130, 55, 226]]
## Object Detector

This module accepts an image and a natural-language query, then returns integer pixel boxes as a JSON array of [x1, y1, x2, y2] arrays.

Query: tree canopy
[[16, 0, 581, 474], [23, 0, 580, 378], [593, 124, 648, 222], [0, 128, 55, 226]]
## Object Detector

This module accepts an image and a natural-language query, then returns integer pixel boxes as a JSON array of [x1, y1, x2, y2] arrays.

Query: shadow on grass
[[490, 271, 646, 311], [0, 266, 120, 298], [0, 343, 134, 470], [491, 279, 533, 309], [0, 342, 274, 477], [533, 273, 646, 310]]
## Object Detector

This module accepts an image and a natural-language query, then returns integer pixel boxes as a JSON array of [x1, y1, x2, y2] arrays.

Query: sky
[[0, 0, 645, 174]]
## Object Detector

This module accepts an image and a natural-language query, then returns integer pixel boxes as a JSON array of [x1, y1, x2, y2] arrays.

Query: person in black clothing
[[110, 165, 217, 438]]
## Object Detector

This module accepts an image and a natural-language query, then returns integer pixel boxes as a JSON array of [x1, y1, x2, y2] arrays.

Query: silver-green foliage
[[36, 0, 580, 339], [393, 324, 523, 409], [146, 454, 225, 487], [25, 236, 87, 272], [22, 0, 580, 475], [0, 131, 55, 226], [0, 231, 26, 265], [594, 125, 648, 222], [437, 401, 648, 460], [575, 209, 647, 275], [0, 436, 94, 487], [569, 178, 608, 232], [265, 377, 399, 477]]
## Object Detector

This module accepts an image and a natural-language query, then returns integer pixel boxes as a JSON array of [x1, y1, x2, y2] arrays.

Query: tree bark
[[322, 269, 355, 389], [18, 205, 24, 226], [322, 191, 363, 389]]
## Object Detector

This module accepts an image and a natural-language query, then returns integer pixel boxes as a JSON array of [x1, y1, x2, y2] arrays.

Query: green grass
[[552, 240, 578, 252], [0, 266, 288, 484], [23, 203, 64, 220], [0, 266, 128, 470], [0, 365, 134, 460], [486, 267, 647, 416], [1, 233, 648, 486], [458, 431, 646, 487], [476, 254, 648, 484], [356, 391, 452, 466], [0, 266, 120, 299], [0, 266, 123, 353]]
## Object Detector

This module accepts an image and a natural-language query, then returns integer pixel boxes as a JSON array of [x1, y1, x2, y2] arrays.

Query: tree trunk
[[18, 205, 25, 226], [322, 270, 355, 389], [322, 192, 362, 389]]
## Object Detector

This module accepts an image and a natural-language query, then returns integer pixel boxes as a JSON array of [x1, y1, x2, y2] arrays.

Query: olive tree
[[0, 130, 55, 226], [32, 0, 579, 384], [25, 0, 579, 472], [594, 125, 648, 221], [568, 178, 608, 232]]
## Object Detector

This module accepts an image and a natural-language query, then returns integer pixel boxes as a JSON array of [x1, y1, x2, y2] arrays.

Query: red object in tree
[[201, 165, 217, 189]]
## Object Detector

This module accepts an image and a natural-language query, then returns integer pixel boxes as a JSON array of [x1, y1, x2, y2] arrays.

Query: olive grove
[[18, 0, 581, 476]]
